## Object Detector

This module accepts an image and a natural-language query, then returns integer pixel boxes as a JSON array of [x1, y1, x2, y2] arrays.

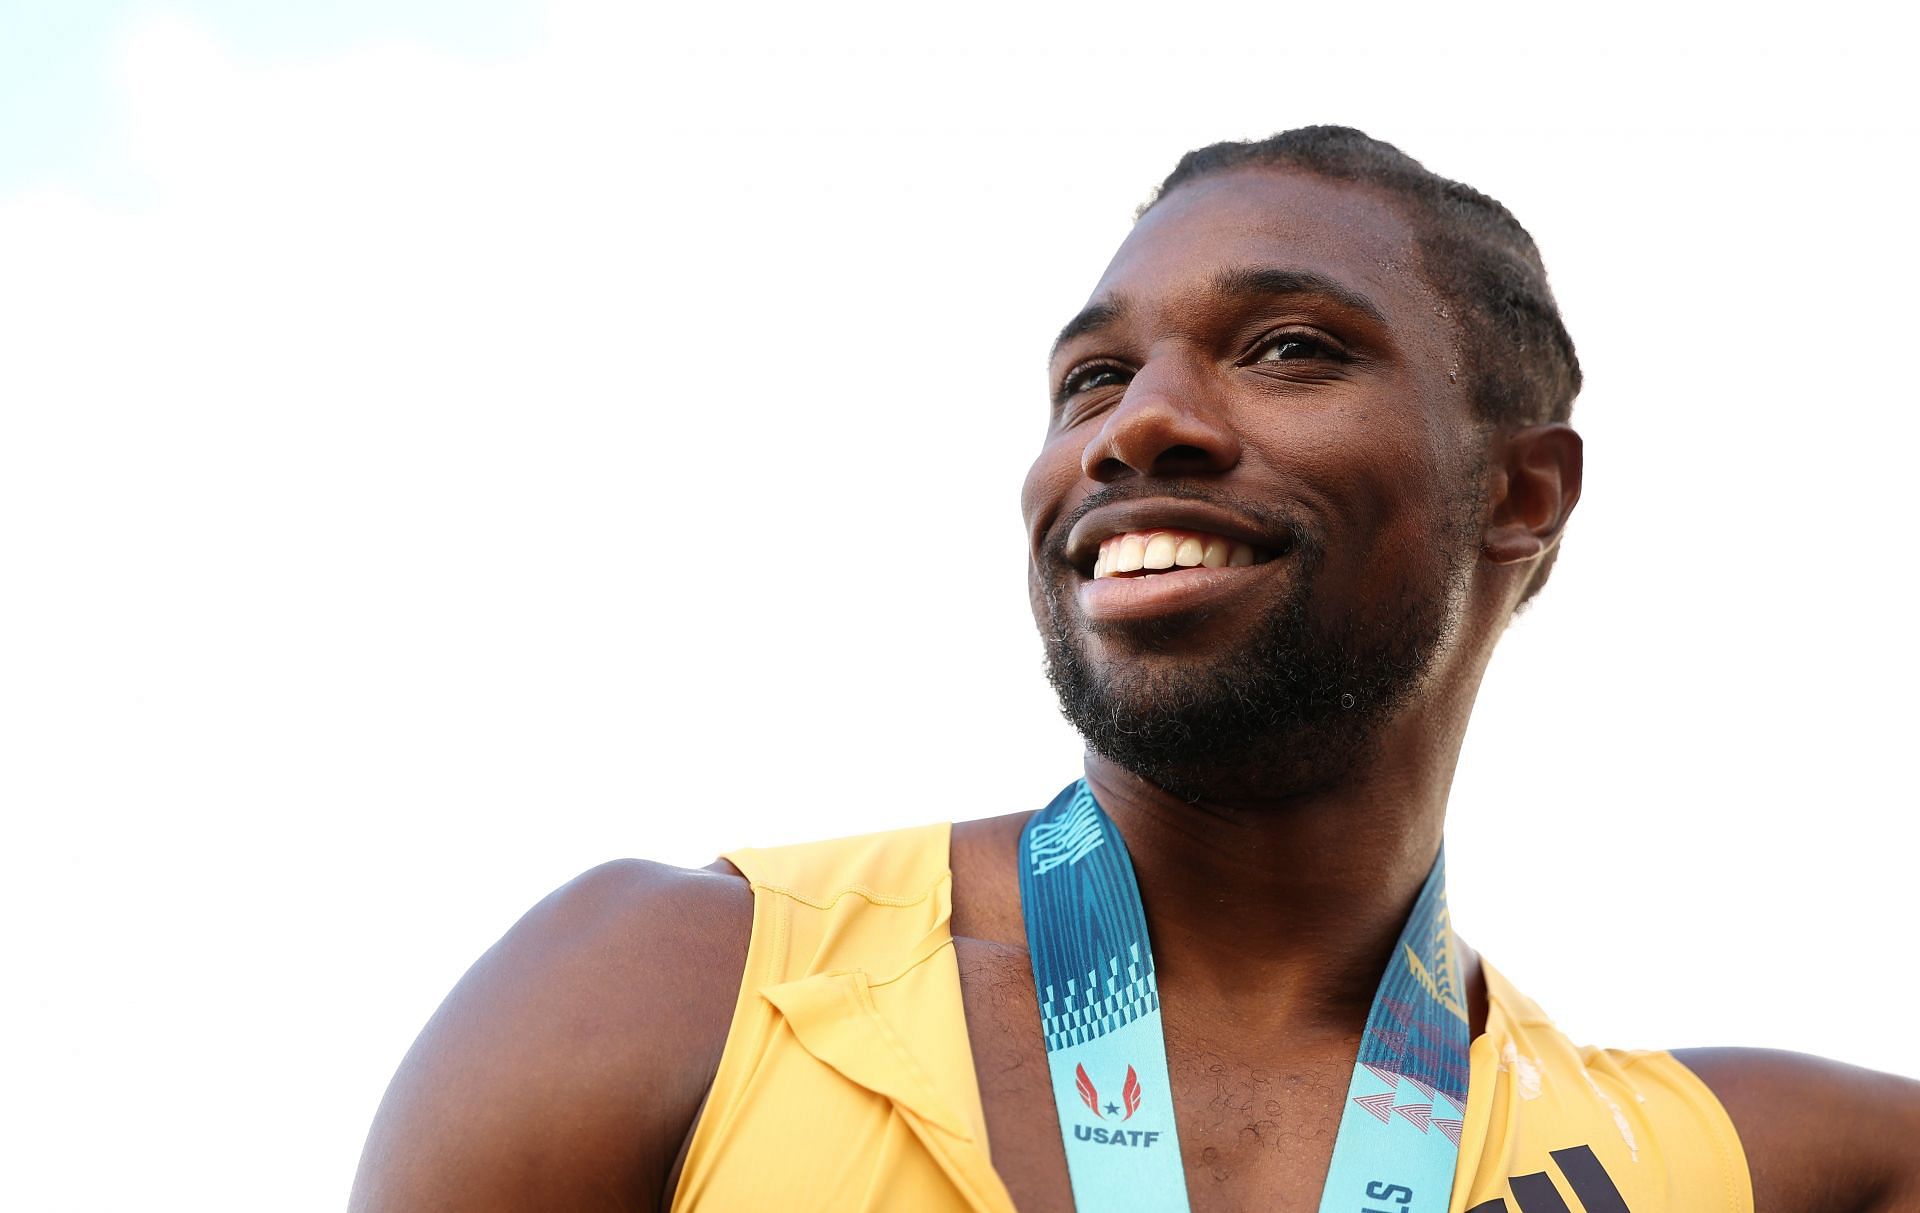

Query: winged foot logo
[[1071, 1063, 1163, 1148]]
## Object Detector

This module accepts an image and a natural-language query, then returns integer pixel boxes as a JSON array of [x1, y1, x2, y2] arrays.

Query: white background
[[4, 2, 1916, 1209]]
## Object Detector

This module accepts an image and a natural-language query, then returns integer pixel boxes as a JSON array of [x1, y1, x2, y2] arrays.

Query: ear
[[1482, 423, 1582, 565]]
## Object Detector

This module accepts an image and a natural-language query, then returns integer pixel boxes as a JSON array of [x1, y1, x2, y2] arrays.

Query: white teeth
[[1143, 533, 1176, 569], [1092, 529, 1270, 578]]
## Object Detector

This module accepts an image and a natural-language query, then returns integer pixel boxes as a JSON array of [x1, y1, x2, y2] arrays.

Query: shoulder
[[496, 856, 752, 962], [350, 859, 753, 1213], [1675, 1047, 1920, 1213], [1462, 963, 1747, 1211]]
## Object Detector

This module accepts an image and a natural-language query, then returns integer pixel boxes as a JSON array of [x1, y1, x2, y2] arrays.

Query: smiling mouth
[[1091, 529, 1278, 580]]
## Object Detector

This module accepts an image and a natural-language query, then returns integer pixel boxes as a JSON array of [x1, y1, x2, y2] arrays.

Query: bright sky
[[4, 2, 1916, 1209]]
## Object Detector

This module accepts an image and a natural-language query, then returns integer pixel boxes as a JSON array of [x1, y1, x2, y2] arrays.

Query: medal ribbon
[[1018, 780, 1471, 1212]]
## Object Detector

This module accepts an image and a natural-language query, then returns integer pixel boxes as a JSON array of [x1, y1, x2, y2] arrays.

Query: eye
[[1058, 361, 1132, 401], [1251, 330, 1344, 364]]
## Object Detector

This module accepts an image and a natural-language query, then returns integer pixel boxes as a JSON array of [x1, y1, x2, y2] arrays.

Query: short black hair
[[1145, 126, 1580, 604], [1145, 125, 1582, 431]]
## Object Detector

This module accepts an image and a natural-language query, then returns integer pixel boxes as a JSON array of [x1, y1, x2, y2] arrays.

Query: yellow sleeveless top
[[670, 823, 1752, 1213]]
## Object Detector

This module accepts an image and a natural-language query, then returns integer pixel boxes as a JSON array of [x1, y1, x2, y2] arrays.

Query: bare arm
[[349, 860, 752, 1212], [1676, 1048, 1920, 1213]]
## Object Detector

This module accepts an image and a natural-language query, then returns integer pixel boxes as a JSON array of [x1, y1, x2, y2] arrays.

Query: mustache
[[1050, 481, 1323, 562]]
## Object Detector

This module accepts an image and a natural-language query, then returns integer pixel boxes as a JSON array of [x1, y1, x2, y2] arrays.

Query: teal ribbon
[[1018, 780, 1470, 1212]]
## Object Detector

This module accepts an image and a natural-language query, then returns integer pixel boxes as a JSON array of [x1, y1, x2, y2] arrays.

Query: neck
[[1082, 739, 1451, 1033]]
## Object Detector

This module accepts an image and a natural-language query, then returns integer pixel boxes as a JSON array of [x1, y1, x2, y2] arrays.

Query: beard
[[1039, 514, 1474, 805]]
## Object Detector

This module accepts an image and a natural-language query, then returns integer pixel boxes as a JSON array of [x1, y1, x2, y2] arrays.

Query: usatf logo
[[1074, 1062, 1143, 1120], [1070, 1063, 1163, 1148]]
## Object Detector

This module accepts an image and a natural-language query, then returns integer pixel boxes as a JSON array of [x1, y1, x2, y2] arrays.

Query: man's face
[[1021, 167, 1487, 801]]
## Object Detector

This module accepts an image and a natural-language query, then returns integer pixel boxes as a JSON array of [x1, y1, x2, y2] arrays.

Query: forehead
[[1086, 166, 1431, 327]]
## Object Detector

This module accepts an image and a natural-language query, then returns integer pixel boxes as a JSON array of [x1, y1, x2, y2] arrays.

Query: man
[[350, 127, 1920, 1211]]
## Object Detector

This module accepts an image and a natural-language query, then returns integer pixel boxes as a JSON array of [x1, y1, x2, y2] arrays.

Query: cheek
[[1020, 434, 1085, 553], [1026, 564, 1053, 631], [1254, 404, 1454, 572]]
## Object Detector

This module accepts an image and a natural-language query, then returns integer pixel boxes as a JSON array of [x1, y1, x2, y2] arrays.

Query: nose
[[1080, 352, 1241, 482]]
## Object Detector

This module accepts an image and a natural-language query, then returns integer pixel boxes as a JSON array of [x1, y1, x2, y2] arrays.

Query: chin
[[1040, 560, 1449, 804]]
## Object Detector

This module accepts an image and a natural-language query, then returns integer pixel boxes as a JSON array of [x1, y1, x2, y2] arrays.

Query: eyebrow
[[1050, 299, 1127, 365], [1047, 265, 1390, 364], [1208, 266, 1389, 327]]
